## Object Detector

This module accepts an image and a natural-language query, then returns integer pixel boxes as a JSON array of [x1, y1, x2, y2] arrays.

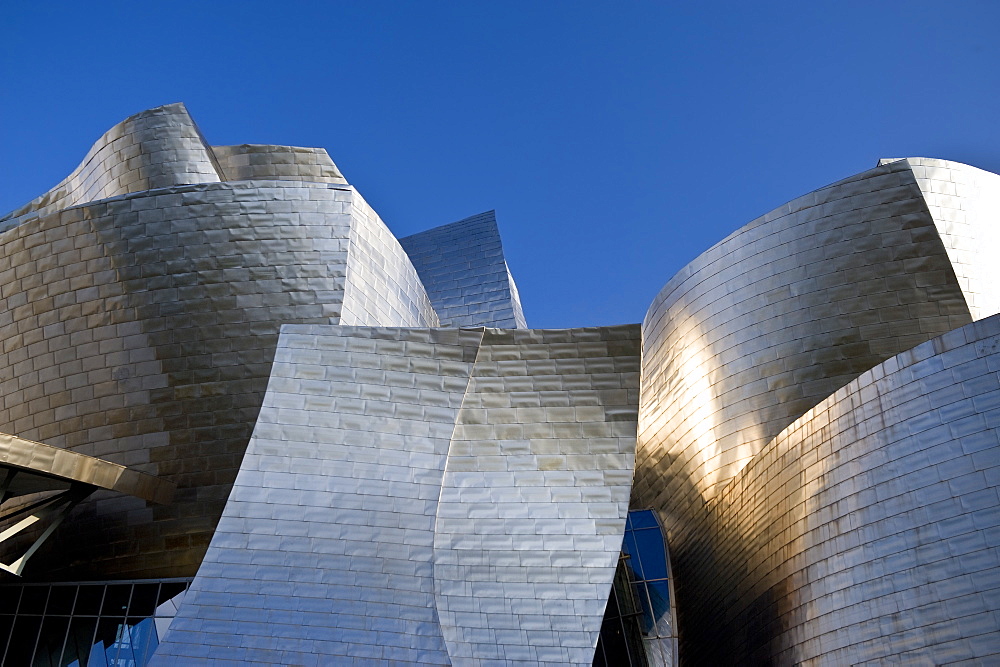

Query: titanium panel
[[905, 158, 1000, 321], [637, 158, 1000, 664], [399, 211, 528, 328], [0, 107, 438, 579], [0, 431, 173, 504], [678, 314, 1000, 663], [151, 324, 640, 665], [1, 103, 220, 228], [150, 326, 481, 665], [434, 326, 640, 665], [212, 144, 348, 184], [638, 159, 977, 512], [342, 190, 440, 327]]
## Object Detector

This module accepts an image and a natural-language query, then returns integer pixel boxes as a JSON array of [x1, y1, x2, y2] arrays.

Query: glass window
[[100, 585, 132, 618], [628, 509, 659, 529], [46, 586, 77, 616], [595, 510, 677, 666], [0, 578, 191, 667], [61, 615, 98, 666], [632, 530, 668, 580], [17, 586, 48, 615], [34, 615, 70, 666], [5, 614, 41, 665], [0, 587, 20, 614], [620, 510, 673, 640], [73, 586, 104, 617]]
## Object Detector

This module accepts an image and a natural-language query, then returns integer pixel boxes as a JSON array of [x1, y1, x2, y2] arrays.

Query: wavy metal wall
[[0, 104, 220, 227], [4, 103, 1000, 666], [151, 324, 639, 665], [0, 107, 439, 579], [683, 314, 1000, 663], [399, 211, 528, 328], [636, 158, 1000, 663]]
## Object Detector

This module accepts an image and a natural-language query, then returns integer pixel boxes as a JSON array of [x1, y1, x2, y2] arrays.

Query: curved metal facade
[[399, 211, 528, 328], [637, 157, 1000, 663], [0, 104, 219, 228], [150, 324, 640, 665], [3, 103, 1000, 666], [0, 106, 442, 578], [211, 144, 348, 184], [681, 314, 1000, 663]]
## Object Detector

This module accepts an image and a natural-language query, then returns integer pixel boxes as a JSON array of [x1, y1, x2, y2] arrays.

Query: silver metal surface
[[399, 211, 528, 328], [0, 105, 439, 578], [905, 158, 1000, 321], [211, 144, 348, 184], [0, 431, 174, 576], [0, 103, 219, 228], [150, 324, 640, 665], [4, 102, 1000, 666], [434, 326, 638, 665], [678, 314, 1000, 663], [636, 158, 1000, 664]]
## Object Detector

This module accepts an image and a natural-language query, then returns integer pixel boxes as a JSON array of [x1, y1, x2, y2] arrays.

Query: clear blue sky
[[3, 2, 998, 328]]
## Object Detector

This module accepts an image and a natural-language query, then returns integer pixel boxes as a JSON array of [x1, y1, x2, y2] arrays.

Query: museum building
[[0, 104, 998, 665]]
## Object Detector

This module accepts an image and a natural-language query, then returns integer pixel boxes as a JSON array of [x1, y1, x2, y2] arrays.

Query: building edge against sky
[[0, 104, 997, 665]]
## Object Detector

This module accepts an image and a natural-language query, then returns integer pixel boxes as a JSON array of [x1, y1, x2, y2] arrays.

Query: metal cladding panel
[[434, 326, 640, 665], [399, 211, 528, 328], [678, 314, 1000, 663], [212, 144, 348, 184], [906, 158, 1000, 321], [151, 324, 640, 666], [636, 158, 1000, 664], [150, 326, 481, 665], [1, 103, 220, 227], [0, 178, 437, 579], [638, 160, 977, 514], [341, 189, 440, 327]]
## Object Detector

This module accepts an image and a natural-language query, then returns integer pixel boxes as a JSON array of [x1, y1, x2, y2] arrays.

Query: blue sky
[[3, 2, 998, 328]]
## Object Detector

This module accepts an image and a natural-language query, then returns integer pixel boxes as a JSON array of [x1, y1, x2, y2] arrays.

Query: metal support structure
[[0, 483, 95, 576]]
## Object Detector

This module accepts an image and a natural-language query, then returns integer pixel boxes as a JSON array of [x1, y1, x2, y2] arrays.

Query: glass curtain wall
[[0, 579, 191, 666], [595, 509, 677, 666]]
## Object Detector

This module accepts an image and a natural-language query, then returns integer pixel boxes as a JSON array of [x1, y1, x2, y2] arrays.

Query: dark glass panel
[[60, 616, 98, 667], [595, 557, 649, 667], [0, 614, 14, 660], [633, 582, 654, 636], [597, 613, 628, 666], [100, 585, 131, 618], [628, 509, 659, 529], [141, 618, 160, 665], [6, 614, 42, 666], [105, 620, 140, 667], [18, 586, 49, 615], [46, 585, 78, 616], [643, 637, 665, 665], [32, 614, 69, 667], [592, 634, 608, 667], [73, 586, 104, 616], [632, 529, 668, 580], [621, 532, 643, 579], [647, 580, 671, 632], [0, 587, 21, 614], [126, 584, 159, 619]]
